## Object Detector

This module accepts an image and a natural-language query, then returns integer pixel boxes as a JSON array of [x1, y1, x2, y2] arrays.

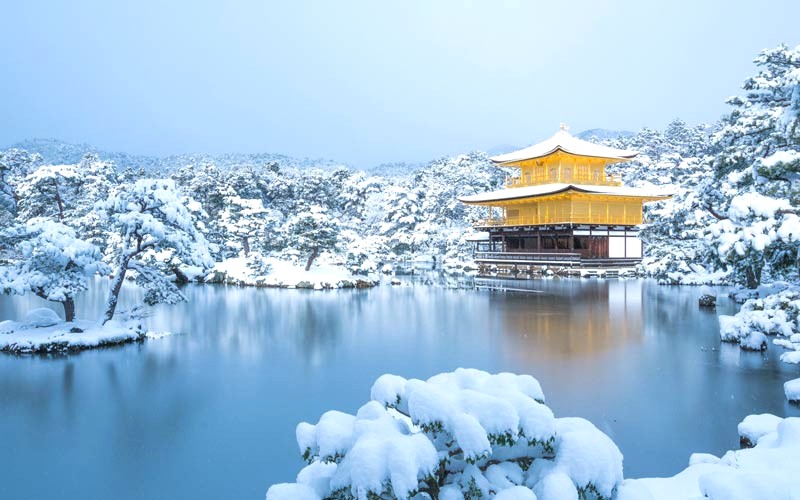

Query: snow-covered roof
[[490, 129, 638, 164], [459, 183, 672, 204]]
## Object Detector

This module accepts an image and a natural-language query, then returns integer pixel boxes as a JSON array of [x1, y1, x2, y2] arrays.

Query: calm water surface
[[1, 278, 798, 500]]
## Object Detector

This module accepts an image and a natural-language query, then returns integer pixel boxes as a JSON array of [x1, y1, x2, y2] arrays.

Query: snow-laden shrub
[[719, 289, 800, 352], [267, 369, 623, 500], [23, 308, 62, 328], [245, 252, 273, 276]]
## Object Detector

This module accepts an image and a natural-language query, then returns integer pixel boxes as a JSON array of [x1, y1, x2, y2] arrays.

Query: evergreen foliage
[[0, 219, 107, 321]]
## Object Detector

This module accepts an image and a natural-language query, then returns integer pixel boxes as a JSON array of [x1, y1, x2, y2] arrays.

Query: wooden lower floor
[[472, 224, 643, 267]]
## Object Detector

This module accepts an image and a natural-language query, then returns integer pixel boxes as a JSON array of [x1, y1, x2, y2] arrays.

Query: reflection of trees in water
[[101, 351, 203, 463], [144, 285, 374, 364], [0, 348, 203, 478], [0, 277, 147, 322], [642, 283, 711, 335], [0, 358, 63, 424], [403, 269, 477, 289], [489, 279, 645, 361]]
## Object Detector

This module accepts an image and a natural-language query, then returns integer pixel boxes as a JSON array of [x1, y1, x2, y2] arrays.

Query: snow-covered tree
[[71, 154, 120, 252], [0, 149, 42, 219], [284, 205, 340, 271], [16, 164, 81, 222], [0, 219, 107, 321], [0, 157, 19, 223], [98, 179, 213, 323], [340, 230, 387, 274], [377, 185, 425, 255], [699, 44, 800, 288], [604, 120, 712, 188], [638, 186, 718, 283], [663, 118, 712, 158], [267, 369, 622, 500], [218, 196, 273, 257]]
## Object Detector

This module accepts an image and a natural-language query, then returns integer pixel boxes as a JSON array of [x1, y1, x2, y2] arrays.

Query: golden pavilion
[[459, 125, 670, 266]]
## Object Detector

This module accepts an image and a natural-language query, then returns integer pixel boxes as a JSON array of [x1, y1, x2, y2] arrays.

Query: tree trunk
[[305, 247, 319, 272], [62, 297, 76, 323], [103, 255, 132, 324], [242, 236, 250, 257], [173, 267, 189, 284], [53, 178, 64, 221], [745, 264, 762, 290]]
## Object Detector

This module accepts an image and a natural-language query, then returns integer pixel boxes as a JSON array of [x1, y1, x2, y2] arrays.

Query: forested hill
[[6, 138, 350, 175], [8, 129, 634, 178]]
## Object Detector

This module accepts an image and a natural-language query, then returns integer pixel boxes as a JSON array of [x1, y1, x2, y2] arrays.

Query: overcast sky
[[1, 0, 798, 167]]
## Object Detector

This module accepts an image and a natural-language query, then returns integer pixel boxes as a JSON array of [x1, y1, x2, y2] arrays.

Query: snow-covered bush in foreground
[[267, 369, 623, 500], [618, 415, 800, 500]]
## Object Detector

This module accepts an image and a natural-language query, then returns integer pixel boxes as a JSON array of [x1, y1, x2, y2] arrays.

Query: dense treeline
[[611, 44, 800, 289]]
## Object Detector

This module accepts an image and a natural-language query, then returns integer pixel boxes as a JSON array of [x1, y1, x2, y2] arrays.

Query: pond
[[0, 278, 798, 500]]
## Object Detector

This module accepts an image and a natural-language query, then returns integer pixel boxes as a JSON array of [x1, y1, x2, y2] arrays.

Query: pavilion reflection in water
[[481, 279, 645, 361]]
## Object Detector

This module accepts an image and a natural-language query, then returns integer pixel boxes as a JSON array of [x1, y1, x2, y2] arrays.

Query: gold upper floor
[[502, 151, 624, 188], [476, 192, 646, 227]]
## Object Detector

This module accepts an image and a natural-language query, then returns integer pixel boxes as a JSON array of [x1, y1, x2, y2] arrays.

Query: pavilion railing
[[475, 252, 582, 263], [475, 214, 642, 227], [505, 174, 623, 188]]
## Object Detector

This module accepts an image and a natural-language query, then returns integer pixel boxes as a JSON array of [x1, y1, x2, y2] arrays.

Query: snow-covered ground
[[0, 307, 165, 354], [619, 415, 800, 500], [204, 256, 378, 289]]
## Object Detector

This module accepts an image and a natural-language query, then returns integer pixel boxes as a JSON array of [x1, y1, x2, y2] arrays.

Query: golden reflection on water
[[486, 279, 644, 362]]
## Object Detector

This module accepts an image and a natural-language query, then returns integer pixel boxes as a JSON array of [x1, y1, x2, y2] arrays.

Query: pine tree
[[0, 219, 107, 322], [700, 44, 800, 288], [285, 205, 340, 271], [98, 179, 213, 323], [16, 164, 81, 223]]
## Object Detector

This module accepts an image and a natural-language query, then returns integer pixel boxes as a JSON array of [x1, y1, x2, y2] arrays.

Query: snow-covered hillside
[[6, 138, 351, 176]]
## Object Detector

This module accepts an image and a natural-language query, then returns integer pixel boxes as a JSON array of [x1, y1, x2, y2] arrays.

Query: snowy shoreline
[[0, 309, 154, 354], [200, 256, 379, 289]]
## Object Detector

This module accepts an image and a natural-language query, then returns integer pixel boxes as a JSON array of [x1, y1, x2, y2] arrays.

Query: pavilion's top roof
[[458, 183, 672, 204], [490, 126, 638, 164]]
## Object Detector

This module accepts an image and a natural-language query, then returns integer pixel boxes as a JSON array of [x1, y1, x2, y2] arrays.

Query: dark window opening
[[573, 236, 592, 249]]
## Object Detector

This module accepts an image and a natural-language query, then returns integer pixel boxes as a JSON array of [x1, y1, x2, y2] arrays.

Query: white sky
[[1, 0, 798, 167]]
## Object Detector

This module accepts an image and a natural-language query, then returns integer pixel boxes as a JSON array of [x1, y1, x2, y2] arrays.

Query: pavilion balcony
[[475, 213, 643, 227], [473, 251, 642, 269], [505, 173, 623, 188]]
